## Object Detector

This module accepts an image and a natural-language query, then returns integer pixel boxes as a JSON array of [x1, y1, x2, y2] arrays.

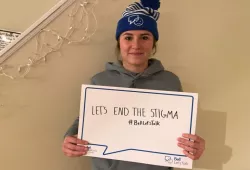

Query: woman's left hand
[[177, 133, 205, 160]]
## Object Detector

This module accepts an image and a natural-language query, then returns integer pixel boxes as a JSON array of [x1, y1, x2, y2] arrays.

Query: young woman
[[62, 1, 205, 170]]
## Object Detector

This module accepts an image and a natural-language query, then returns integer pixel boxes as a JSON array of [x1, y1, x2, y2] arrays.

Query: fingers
[[180, 134, 205, 150], [63, 147, 87, 157], [64, 142, 88, 152], [64, 136, 88, 145], [177, 143, 198, 154], [182, 133, 204, 144], [62, 136, 89, 157], [177, 134, 205, 160], [177, 137, 200, 149], [183, 150, 196, 160]]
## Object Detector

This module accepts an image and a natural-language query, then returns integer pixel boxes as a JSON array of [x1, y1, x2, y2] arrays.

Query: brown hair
[[115, 39, 157, 60]]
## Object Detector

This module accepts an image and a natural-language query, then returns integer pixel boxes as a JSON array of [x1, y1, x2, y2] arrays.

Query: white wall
[[0, 0, 249, 170], [0, 0, 60, 31]]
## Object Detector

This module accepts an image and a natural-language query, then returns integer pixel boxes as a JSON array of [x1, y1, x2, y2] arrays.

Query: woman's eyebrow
[[122, 33, 133, 36], [140, 33, 151, 36]]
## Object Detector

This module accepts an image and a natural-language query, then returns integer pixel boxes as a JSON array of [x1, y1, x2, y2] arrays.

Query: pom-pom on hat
[[116, 0, 161, 41]]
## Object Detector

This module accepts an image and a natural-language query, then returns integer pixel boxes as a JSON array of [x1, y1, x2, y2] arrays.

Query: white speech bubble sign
[[78, 85, 198, 169]]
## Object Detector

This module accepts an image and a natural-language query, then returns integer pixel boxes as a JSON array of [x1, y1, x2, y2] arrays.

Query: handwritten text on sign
[[92, 105, 179, 126], [78, 85, 198, 169]]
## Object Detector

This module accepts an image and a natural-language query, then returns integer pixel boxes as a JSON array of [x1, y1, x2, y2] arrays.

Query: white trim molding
[[0, 0, 76, 64]]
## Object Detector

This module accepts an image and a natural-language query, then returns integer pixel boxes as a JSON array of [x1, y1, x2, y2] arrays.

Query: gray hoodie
[[65, 58, 182, 170]]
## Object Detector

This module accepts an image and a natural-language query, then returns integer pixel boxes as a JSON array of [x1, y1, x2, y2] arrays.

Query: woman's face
[[119, 30, 154, 67]]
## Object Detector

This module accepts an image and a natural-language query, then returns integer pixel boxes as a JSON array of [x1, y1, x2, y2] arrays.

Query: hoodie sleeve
[[64, 117, 79, 138], [63, 78, 96, 138], [177, 77, 183, 92]]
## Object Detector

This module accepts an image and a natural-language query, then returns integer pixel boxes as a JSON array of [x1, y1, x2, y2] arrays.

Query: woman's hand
[[177, 133, 205, 160], [62, 135, 89, 157]]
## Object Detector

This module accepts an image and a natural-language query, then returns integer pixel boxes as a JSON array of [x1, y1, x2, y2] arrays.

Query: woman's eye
[[125, 37, 132, 41], [142, 36, 149, 40]]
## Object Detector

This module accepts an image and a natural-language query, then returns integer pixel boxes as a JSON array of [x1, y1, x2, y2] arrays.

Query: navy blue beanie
[[116, 0, 161, 41]]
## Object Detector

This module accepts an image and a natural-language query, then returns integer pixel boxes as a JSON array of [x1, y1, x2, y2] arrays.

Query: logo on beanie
[[128, 15, 144, 26]]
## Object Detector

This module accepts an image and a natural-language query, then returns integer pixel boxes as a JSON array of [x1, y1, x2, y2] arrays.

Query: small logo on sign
[[165, 156, 173, 164], [174, 157, 182, 165], [87, 146, 97, 154]]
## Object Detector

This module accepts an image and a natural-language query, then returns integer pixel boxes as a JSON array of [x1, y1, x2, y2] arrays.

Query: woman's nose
[[131, 39, 141, 49]]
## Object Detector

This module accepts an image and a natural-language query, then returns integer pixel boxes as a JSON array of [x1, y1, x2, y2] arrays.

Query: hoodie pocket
[[92, 158, 117, 170]]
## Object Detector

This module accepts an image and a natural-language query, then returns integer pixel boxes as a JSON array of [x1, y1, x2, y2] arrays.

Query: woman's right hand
[[62, 135, 89, 157]]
